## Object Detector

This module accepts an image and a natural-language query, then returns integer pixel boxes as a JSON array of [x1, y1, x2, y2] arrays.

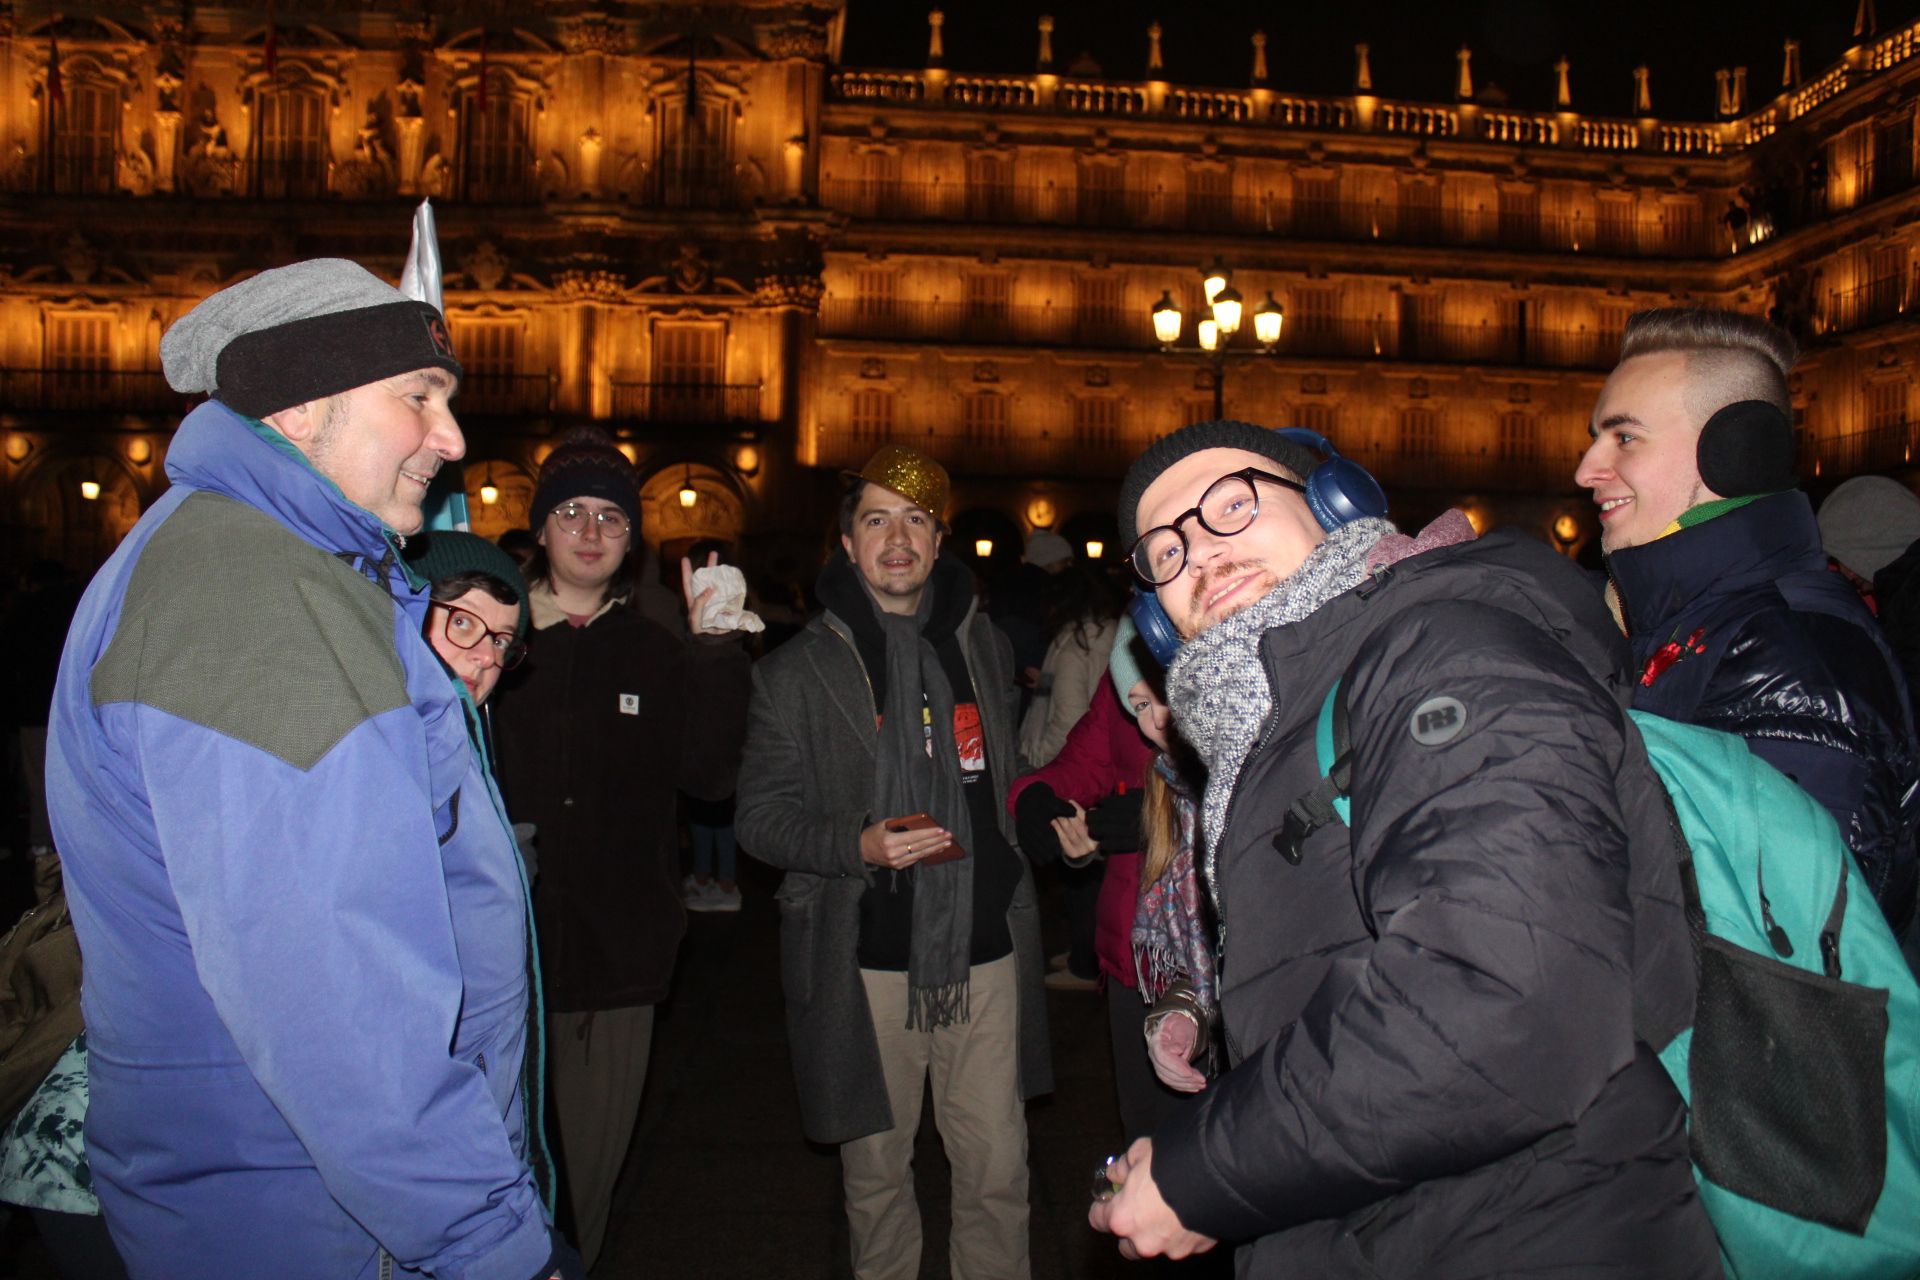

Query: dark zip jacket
[[1610, 491, 1919, 934], [494, 596, 750, 1011], [1150, 529, 1718, 1279]]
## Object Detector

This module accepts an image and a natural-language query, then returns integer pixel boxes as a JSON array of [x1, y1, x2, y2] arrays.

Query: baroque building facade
[[1, 0, 1917, 580]]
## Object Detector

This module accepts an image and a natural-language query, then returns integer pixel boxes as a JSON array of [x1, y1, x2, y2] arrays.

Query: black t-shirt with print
[[856, 632, 1021, 971]]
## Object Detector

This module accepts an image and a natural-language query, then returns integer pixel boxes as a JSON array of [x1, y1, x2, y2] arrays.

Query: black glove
[[1084, 790, 1147, 853], [1014, 783, 1074, 863], [531, 1230, 587, 1280]]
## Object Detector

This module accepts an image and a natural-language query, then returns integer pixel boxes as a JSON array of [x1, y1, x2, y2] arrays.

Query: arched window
[[255, 79, 329, 198], [52, 80, 117, 194], [653, 91, 734, 207], [459, 70, 534, 201]]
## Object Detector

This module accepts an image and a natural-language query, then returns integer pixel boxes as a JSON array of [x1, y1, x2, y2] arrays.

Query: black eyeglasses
[[1129, 468, 1305, 585], [431, 602, 527, 670]]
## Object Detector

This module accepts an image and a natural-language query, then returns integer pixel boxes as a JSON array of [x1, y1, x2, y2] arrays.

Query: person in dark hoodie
[[735, 445, 1051, 1280], [1578, 307, 1920, 937], [1089, 419, 1716, 1277]]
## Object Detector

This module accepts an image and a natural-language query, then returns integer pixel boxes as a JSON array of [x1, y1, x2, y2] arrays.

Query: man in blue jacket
[[1577, 307, 1919, 936], [46, 259, 576, 1279]]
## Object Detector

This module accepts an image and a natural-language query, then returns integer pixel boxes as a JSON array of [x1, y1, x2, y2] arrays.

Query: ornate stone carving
[[974, 361, 999, 383], [60, 232, 100, 284], [671, 242, 712, 294], [1085, 365, 1110, 387], [553, 269, 626, 301], [860, 358, 887, 380], [753, 273, 823, 309], [559, 17, 629, 55], [762, 23, 829, 60], [462, 241, 509, 291]]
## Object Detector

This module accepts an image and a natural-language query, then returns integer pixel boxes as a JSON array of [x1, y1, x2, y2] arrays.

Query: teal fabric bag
[[1298, 684, 1920, 1278]]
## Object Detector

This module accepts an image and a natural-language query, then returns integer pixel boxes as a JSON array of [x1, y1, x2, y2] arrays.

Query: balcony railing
[[1822, 276, 1915, 334], [819, 178, 1721, 257], [820, 300, 1617, 371], [814, 427, 1586, 490], [608, 381, 763, 424], [0, 368, 188, 413], [1802, 421, 1920, 476], [456, 373, 555, 416]]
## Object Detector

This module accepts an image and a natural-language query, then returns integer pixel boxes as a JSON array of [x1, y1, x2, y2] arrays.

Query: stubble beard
[[1180, 559, 1275, 639]]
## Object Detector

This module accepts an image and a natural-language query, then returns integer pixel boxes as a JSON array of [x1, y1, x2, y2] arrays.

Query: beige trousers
[[549, 1004, 655, 1269], [843, 954, 1031, 1280]]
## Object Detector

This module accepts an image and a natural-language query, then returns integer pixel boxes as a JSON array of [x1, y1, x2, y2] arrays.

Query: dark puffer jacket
[[1610, 491, 1919, 934], [1151, 529, 1718, 1279]]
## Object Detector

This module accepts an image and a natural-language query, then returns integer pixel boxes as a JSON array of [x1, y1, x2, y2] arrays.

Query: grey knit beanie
[[161, 258, 462, 419], [1118, 420, 1323, 546], [1818, 476, 1920, 580]]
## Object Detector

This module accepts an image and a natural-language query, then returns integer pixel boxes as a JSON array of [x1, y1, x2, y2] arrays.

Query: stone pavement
[[1, 856, 1184, 1278], [591, 856, 1146, 1278]]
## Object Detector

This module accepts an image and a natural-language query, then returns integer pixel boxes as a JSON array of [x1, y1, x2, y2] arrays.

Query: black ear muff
[[1697, 400, 1796, 498]]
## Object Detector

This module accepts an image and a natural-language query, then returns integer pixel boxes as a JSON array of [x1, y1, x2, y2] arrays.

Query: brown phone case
[[887, 812, 967, 864]]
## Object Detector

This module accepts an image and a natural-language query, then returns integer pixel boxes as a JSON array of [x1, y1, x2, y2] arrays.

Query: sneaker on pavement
[[683, 874, 711, 904], [1044, 968, 1100, 992], [688, 881, 741, 914]]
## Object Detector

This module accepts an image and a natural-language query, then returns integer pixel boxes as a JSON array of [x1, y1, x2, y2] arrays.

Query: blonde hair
[[1617, 308, 1796, 420], [1139, 767, 1183, 889]]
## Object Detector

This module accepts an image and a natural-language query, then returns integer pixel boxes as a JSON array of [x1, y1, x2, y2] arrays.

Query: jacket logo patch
[[1410, 696, 1466, 746], [618, 693, 640, 715]]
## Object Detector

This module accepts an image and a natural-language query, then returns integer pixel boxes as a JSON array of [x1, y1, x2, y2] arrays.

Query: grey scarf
[[871, 597, 977, 1031], [1167, 517, 1395, 934]]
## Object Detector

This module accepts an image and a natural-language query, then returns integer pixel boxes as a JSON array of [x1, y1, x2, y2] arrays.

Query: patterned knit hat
[[160, 258, 461, 419], [529, 427, 640, 532], [402, 530, 530, 642], [1118, 420, 1322, 546]]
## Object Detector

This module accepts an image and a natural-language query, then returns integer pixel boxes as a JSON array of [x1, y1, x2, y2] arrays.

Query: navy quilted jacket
[[1610, 490, 1919, 934]]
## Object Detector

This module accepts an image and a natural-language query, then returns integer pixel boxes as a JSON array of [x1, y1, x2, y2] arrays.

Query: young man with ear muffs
[[1579, 307, 1920, 937]]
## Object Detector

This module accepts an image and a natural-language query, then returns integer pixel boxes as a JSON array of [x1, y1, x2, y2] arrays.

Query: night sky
[[840, 0, 1920, 122]]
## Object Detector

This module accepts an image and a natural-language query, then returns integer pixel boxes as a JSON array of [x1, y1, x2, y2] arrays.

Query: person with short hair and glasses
[[491, 427, 751, 1270], [403, 528, 530, 711]]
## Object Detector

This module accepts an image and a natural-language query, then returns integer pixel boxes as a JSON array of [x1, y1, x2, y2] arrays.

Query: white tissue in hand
[[691, 565, 765, 633]]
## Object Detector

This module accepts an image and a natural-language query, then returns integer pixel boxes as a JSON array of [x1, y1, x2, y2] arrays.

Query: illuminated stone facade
[[2, 1, 1918, 578]]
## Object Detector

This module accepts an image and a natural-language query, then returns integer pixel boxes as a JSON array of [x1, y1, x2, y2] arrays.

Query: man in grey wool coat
[[736, 445, 1052, 1280]]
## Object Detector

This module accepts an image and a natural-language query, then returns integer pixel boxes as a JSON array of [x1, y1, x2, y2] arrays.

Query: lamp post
[[1152, 269, 1284, 419]]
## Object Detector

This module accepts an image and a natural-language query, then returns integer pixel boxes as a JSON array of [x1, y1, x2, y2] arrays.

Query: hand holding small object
[[859, 817, 951, 869], [1087, 1139, 1218, 1261]]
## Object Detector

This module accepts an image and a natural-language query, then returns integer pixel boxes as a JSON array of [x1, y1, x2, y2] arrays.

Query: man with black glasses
[[1089, 420, 1717, 1276], [492, 427, 750, 1270]]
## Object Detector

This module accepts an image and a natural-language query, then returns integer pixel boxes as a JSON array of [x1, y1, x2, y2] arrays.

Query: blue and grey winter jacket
[[46, 401, 552, 1280]]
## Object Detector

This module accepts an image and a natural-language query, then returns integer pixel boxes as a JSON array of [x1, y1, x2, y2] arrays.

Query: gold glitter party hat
[[848, 444, 950, 518]]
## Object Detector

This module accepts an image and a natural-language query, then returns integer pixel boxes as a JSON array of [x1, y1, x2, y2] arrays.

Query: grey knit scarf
[[1167, 517, 1395, 914], [871, 596, 976, 1031]]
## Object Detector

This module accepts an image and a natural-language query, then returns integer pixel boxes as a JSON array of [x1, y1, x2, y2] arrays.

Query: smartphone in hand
[[887, 812, 967, 865]]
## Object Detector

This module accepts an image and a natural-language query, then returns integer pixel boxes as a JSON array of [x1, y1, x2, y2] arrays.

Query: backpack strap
[[1273, 672, 1355, 864]]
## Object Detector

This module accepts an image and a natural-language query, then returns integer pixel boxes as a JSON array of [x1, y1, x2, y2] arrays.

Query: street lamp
[[1150, 266, 1283, 419]]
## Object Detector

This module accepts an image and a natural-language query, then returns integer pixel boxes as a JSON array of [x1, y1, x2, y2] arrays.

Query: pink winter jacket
[[1007, 670, 1156, 987]]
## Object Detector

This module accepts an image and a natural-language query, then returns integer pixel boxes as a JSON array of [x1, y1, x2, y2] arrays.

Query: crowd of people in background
[[0, 260, 1915, 1280]]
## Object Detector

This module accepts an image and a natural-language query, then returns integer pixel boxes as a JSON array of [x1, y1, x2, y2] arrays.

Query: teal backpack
[[1291, 681, 1920, 1279]]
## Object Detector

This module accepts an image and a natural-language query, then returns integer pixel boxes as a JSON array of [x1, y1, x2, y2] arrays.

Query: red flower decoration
[[1640, 627, 1708, 688]]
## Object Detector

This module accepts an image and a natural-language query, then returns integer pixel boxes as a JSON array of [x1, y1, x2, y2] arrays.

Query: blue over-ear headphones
[[1127, 429, 1389, 667]]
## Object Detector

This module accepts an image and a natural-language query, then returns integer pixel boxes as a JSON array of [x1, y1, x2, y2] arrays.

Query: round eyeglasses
[[1129, 468, 1306, 586], [432, 602, 527, 670], [552, 501, 631, 539]]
